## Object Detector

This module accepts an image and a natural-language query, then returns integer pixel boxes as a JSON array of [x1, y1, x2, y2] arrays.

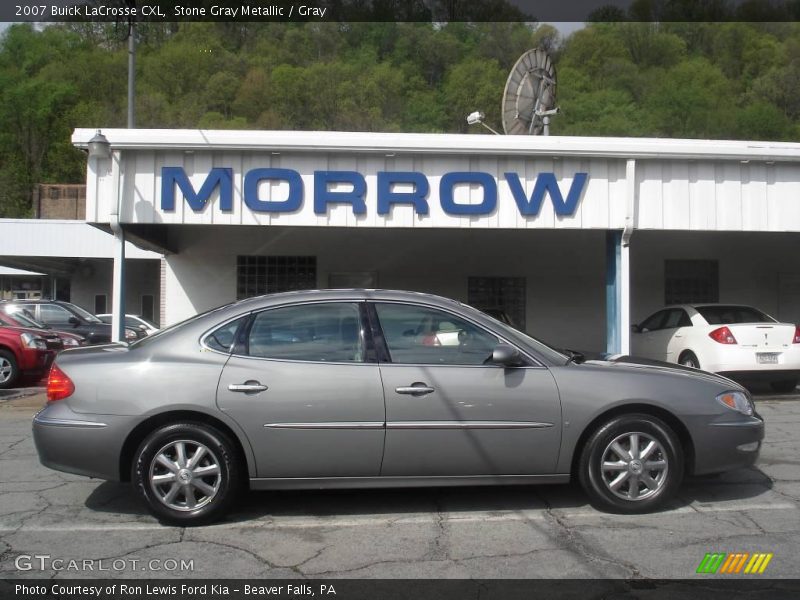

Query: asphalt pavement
[[0, 390, 799, 579]]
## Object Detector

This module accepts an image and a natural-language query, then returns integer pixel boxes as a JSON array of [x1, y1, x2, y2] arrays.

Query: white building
[[7, 128, 800, 354]]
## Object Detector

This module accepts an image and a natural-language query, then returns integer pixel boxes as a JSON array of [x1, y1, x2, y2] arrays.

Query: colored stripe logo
[[697, 552, 773, 574]]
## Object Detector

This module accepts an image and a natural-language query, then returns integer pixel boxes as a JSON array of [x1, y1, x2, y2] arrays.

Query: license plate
[[757, 353, 779, 364]]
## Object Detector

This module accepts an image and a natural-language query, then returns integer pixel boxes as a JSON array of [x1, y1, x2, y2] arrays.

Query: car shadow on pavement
[[84, 466, 775, 525]]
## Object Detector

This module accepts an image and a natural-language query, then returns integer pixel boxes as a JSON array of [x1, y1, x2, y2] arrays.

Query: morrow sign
[[161, 168, 589, 217]]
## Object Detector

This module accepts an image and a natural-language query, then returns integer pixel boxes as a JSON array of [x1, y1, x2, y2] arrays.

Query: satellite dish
[[502, 49, 557, 135]]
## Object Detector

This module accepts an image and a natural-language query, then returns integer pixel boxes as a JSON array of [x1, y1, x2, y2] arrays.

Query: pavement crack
[[535, 490, 640, 579]]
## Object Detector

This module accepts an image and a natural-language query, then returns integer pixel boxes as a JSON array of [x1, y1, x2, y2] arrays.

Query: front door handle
[[396, 383, 435, 396], [228, 381, 268, 394]]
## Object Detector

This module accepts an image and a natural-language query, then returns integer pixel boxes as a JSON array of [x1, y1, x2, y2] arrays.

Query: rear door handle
[[396, 384, 435, 396], [228, 382, 268, 394]]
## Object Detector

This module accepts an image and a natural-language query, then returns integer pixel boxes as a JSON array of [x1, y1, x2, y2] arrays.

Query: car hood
[[0, 325, 59, 339], [582, 354, 745, 389]]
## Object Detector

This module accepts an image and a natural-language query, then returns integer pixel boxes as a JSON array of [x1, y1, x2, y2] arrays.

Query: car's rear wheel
[[770, 379, 798, 394], [678, 351, 700, 369], [133, 423, 240, 525], [578, 414, 683, 513], [0, 350, 19, 389]]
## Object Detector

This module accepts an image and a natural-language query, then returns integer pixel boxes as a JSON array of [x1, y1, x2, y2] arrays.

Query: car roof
[[228, 289, 470, 311]]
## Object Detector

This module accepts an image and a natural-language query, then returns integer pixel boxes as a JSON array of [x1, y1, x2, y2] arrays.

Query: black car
[[2, 301, 139, 345]]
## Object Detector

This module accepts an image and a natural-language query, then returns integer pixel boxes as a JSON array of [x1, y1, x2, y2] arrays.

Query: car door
[[216, 301, 386, 478], [371, 302, 562, 477], [663, 308, 693, 362], [632, 310, 668, 359]]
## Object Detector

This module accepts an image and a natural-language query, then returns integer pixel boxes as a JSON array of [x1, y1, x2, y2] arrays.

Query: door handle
[[396, 384, 435, 396], [228, 382, 268, 394]]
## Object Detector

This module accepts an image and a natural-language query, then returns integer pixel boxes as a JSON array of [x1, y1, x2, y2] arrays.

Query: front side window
[[246, 303, 364, 362], [375, 303, 499, 366], [639, 310, 667, 332], [39, 304, 74, 325]]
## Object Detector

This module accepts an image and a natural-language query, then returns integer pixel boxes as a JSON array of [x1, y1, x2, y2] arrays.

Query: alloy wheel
[[0, 356, 12, 384], [600, 431, 669, 501], [148, 440, 222, 511]]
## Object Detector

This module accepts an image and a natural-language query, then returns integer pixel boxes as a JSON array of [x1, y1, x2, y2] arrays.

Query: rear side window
[[246, 303, 364, 362], [205, 317, 248, 353], [695, 306, 775, 325]]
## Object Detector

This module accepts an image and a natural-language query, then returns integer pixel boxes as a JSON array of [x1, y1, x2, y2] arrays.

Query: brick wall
[[35, 184, 86, 219]]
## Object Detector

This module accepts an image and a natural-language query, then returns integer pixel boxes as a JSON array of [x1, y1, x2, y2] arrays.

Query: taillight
[[47, 363, 74, 402], [709, 326, 737, 345], [794, 326, 800, 344]]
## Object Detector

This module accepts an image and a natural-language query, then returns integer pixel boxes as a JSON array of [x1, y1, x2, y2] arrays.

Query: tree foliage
[[1, 20, 799, 216]]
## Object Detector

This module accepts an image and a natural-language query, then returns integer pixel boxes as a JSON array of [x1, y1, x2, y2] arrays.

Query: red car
[[0, 324, 57, 388], [0, 308, 84, 349]]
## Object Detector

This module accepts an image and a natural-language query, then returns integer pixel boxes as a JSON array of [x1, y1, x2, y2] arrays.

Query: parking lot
[[1, 389, 799, 580]]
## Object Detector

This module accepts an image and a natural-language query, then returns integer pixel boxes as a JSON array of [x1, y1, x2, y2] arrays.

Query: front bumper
[[690, 412, 765, 475], [32, 401, 139, 481]]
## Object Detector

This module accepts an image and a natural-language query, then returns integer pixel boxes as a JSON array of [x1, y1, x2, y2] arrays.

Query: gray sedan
[[33, 290, 764, 525]]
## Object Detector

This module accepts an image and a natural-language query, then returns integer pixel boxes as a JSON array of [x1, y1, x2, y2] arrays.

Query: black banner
[[3, 579, 800, 600], [2, 0, 800, 23]]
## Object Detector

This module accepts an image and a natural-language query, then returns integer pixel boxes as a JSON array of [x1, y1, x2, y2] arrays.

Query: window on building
[[664, 260, 719, 305], [141, 295, 155, 322], [236, 256, 317, 300], [94, 295, 107, 314], [467, 277, 526, 330]]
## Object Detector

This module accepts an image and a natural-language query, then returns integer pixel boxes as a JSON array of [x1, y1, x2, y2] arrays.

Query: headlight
[[20, 332, 46, 350], [716, 391, 754, 416], [62, 337, 80, 347]]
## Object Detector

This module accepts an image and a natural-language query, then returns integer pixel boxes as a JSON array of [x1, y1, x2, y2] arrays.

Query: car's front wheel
[[578, 414, 683, 513], [0, 350, 19, 389], [133, 423, 241, 525]]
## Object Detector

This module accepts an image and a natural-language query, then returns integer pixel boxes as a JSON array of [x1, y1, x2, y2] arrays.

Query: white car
[[632, 304, 800, 393], [96, 314, 159, 337]]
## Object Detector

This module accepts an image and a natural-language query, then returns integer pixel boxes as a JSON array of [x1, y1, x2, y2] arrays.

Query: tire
[[770, 379, 798, 394], [578, 414, 684, 513], [678, 352, 700, 369], [0, 350, 19, 389], [133, 422, 241, 525]]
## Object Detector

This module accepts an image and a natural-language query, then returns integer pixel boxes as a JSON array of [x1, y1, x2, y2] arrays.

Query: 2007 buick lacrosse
[[33, 290, 763, 524]]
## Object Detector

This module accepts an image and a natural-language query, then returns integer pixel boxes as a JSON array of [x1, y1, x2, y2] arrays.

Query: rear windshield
[[695, 305, 776, 325]]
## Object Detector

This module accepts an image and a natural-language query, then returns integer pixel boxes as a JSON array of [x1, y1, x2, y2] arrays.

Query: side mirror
[[631, 324, 641, 333], [68, 316, 80, 326], [488, 343, 524, 367]]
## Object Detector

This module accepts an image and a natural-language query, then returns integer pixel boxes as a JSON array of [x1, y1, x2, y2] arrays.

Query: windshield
[[8, 311, 47, 329], [67, 303, 103, 323], [695, 305, 776, 325], [128, 302, 236, 348]]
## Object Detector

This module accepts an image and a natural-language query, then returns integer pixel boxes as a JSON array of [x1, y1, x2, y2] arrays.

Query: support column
[[110, 150, 126, 343], [606, 230, 631, 355], [111, 229, 126, 342]]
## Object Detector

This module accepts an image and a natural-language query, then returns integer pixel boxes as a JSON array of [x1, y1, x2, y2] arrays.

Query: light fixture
[[466, 111, 501, 135], [87, 130, 111, 160]]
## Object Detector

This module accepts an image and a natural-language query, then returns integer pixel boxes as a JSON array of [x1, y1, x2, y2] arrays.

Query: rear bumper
[[690, 413, 765, 476], [32, 402, 138, 481]]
